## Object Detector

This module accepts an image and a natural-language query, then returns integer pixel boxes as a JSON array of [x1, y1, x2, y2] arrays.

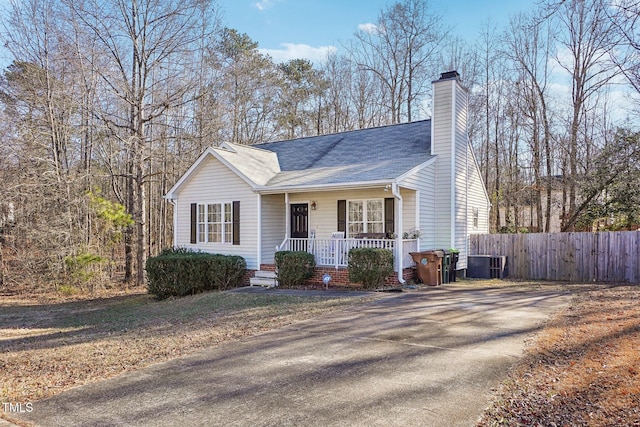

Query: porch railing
[[277, 238, 418, 269]]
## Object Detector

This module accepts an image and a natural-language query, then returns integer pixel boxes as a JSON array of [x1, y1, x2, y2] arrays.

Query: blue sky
[[219, 0, 533, 64]]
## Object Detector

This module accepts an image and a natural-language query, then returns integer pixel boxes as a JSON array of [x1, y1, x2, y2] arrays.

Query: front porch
[[277, 237, 418, 270]]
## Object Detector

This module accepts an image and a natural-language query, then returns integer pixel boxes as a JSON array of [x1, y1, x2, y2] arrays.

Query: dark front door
[[290, 203, 309, 238]]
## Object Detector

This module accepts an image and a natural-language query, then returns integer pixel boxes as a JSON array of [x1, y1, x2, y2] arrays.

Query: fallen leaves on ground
[[478, 285, 640, 427]]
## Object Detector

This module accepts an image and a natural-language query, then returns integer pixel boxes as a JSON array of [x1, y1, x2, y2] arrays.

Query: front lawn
[[0, 289, 373, 402]]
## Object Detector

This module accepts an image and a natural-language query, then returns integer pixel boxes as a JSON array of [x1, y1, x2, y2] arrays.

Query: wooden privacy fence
[[470, 231, 640, 283]]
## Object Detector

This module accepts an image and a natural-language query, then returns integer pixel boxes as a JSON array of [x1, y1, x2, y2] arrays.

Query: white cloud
[[259, 43, 337, 64], [358, 23, 378, 34], [254, 0, 274, 11]]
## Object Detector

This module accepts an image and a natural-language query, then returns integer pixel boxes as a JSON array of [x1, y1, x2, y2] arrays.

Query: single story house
[[165, 71, 490, 284]]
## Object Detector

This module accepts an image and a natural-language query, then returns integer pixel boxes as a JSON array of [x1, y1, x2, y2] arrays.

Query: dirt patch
[[477, 284, 640, 426]]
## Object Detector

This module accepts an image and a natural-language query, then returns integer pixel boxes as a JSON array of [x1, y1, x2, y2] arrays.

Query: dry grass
[[478, 284, 640, 427], [3, 282, 640, 427], [0, 287, 374, 403]]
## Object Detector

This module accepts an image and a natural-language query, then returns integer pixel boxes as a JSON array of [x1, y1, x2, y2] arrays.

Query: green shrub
[[145, 249, 246, 299], [208, 254, 247, 291], [64, 252, 106, 287], [58, 284, 79, 296], [347, 248, 394, 289], [274, 251, 315, 288]]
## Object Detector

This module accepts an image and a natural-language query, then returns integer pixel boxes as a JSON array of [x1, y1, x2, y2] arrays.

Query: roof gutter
[[392, 182, 406, 285], [255, 179, 394, 194]]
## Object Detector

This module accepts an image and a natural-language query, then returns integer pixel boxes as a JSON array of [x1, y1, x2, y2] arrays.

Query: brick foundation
[[257, 264, 416, 288], [241, 270, 256, 286]]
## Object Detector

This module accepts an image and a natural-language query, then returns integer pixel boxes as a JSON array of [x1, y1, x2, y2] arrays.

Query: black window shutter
[[190, 203, 197, 244], [232, 201, 240, 245], [384, 198, 395, 236], [337, 200, 346, 233]]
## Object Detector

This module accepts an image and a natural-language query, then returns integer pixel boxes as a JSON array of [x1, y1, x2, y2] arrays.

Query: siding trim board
[[450, 79, 457, 249]]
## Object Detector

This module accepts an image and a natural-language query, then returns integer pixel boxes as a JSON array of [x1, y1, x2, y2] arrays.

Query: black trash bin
[[440, 250, 450, 284], [449, 250, 459, 282]]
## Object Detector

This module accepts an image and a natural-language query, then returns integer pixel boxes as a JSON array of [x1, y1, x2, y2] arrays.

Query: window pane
[[368, 222, 384, 233], [348, 201, 364, 237], [198, 204, 206, 242], [224, 203, 232, 222], [366, 200, 384, 233], [209, 204, 221, 223], [349, 222, 363, 235], [367, 200, 383, 222], [209, 223, 222, 243], [348, 201, 363, 222], [224, 203, 232, 243]]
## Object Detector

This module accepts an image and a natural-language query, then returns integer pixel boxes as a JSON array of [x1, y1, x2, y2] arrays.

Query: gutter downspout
[[392, 183, 405, 285]]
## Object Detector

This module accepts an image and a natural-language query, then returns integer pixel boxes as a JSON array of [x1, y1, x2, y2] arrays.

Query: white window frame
[[472, 207, 479, 229], [197, 202, 233, 244], [347, 199, 385, 238]]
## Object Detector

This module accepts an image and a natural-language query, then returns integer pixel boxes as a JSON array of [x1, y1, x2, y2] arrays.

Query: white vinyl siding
[[432, 80, 455, 250], [173, 155, 259, 269], [429, 76, 490, 269], [399, 165, 436, 250], [467, 143, 490, 235], [454, 84, 469, 268], [400, 187, 417, 238], [260, 194, 286, 265]]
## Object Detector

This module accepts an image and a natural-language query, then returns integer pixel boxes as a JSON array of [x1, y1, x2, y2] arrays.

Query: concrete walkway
[[7, 284, 570, 427]]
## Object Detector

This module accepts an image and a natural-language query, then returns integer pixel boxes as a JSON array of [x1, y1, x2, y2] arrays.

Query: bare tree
[[67, 0, 219, 285], [349, 0, 449, 124], [0, 0, 91, 284], [506, 12, 556, 231], [610, 0, 640, 96], [547, 0, 621, 231]]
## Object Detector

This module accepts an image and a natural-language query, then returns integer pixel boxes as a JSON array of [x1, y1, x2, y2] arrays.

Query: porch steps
[[250, 270, 278, 288]]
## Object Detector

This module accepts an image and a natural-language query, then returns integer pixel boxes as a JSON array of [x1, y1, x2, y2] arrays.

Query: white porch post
[[392, 183, 405, 284], [169, 198, 178, 248], [285, 192, 290, 239], [256, 193, 262, 267]]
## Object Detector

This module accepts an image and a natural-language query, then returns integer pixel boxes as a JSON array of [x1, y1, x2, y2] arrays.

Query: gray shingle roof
[[256, 120, 433, 188]]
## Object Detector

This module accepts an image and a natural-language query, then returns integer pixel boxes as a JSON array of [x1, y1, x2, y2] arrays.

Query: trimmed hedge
[[145, 249, 246, 299], [348, 248, 394, 289], [274, 251, 316, 288]]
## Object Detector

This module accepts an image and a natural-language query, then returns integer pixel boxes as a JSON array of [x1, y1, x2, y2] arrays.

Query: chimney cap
[[439, 70, 460, 81]]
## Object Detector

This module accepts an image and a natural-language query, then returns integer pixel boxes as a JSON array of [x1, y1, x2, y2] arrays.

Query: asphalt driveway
[[8, 283, 570, 427]]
